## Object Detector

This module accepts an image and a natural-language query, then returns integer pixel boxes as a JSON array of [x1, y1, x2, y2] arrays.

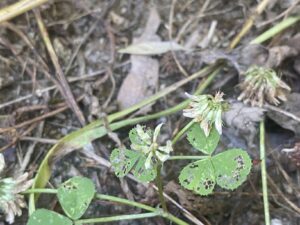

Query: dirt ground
[[0, 0, 300, 224]]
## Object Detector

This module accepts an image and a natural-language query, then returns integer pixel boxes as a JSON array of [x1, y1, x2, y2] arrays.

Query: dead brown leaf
[[201, 40, 300, 74], [165, 181, 228, 215], [223, 101, 265, 148], [117, 7, 161, 111], [267, 93, 300, 135]]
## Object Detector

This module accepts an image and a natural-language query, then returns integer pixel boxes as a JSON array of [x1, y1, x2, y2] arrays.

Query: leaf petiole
[[168, 155, 209, 160], [23, 188, 189, 225], [74, 212, 161, 224]]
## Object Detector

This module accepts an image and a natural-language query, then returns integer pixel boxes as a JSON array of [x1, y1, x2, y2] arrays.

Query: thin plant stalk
[[34, 9, 86, 126], [24, 188, 189, 225], [229, 0, 271, 49], [260, 120, 270, 225], [172, 120, 195, 144], [168, 156, 208, 160], [85, 64, 217, 130], [74, 212, 160, 224], [250, 16, 300, 45], [0, 0, 48, 23], [156, 164, 167, 212]]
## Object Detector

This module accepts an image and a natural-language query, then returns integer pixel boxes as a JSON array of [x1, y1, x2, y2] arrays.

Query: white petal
[[145, 152, 153, 170], [158, 140, 173, 154], [215, 109, 222, 135], [185, 92, 198, 101], [0, 153, 5, 174], [200, 120, 210, 137], [156, 151, 169, 162], [153, 123, 163, 143], [183, 110, 197, 118]]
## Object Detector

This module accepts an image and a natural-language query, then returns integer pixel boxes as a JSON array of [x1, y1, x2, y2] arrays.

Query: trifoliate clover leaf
[[179, 149, 252, 195], [110, 148, 141, 177], [57, 177, 95, 220], [212, 148, 252, 190], [179, 159, 215, 195], [27, 209, 72, 225], [187, 124, 220, 155]]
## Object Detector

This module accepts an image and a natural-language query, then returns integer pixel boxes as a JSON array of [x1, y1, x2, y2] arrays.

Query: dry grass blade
[[0, 0, 48, 23], [34, 9, 86, 126], [229, 0, 271, 49], [267, 175, 300, 215]]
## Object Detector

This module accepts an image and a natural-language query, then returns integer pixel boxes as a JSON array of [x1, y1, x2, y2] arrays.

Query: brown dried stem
[[229, 0, 271, 49], [0, 0, 48, 23], [33, 9, 86, 126]]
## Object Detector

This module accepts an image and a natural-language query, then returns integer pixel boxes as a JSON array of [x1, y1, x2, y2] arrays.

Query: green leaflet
[[187, 124, 220, 155], [27, 209, 72, 225], [29, 124, 107, 213], [132, 155, 157, 182], [212, 148, 252, 190], [129, 125, 152, 146], [179, 159, 215, 195], [57, 177, 96, 220], [110, 148, 141, 177], [110, 148, 157, 182], [181, 122, 252, 195]]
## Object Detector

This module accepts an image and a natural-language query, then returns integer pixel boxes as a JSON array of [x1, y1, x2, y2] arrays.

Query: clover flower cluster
[[0, 154, 33, 224], [238, 66, 290, 107], [183, 92, 228, 136], [131, 124, 173, 169]]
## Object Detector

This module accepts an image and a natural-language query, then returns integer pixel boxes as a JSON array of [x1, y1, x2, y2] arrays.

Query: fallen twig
[[0, 0, 48, 23], [34, 9, 86, 126]]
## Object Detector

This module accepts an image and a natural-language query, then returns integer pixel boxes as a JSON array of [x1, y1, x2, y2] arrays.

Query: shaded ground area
[[0, 0, 300, 224]]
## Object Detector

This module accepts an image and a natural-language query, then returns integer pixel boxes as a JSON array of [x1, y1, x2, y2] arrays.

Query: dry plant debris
[[0, 0, 300, 224]]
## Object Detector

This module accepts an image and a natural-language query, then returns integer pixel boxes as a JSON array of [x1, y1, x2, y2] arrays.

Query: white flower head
[[183, 92, 228, 136], [238, 66, 290, 107], [130, 124, 173, 169], [0, 154, 33, 224]]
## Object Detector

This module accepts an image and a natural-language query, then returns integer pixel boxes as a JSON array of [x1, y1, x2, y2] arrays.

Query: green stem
[[168, 155, 208, 160], [81, 65, 216, 132], [24, 188, 189, 225], [95, 194, 155, 212], [90, 69, 221, 136], [74, 212, 160, 224], [23, 189, 57, 194], [156, 164, 167, 212], [172, 120, 195, 144], [260, 120, 270, 225], [251, 16, 300, 44]]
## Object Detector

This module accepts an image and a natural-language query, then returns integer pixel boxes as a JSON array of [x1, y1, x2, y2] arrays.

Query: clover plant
[[110, 92, 252, 196], [179, 124, 251, 195], [110, 123, 251, 196], [24, 92, 252, 225]]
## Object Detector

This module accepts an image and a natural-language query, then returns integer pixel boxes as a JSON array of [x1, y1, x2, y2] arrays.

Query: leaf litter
[[117, 7, 161, 111], [1, 1, 300, 225]]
